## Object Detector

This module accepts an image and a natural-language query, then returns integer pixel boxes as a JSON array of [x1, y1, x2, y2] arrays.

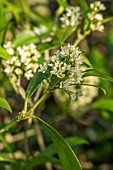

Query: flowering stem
[[74, 30, 90, 47], [26, 92, 48, 117]]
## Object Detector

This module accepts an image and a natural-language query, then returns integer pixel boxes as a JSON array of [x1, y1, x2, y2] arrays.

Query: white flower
[[87, 1, 106, 32], [90, 1, 106, 11], [39, 44, 83, 89], [60, 6, 82, 28], [14, 68, 23, 75], [3, 41, 14, 55], [24, 70, 34, 80], [3, 42, 41, 80]]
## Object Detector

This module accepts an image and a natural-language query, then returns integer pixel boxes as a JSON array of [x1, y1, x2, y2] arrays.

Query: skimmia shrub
[[0, 0, 113, 170]]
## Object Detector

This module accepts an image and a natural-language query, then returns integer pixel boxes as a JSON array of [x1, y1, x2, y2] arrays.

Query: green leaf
[[42, 136, 88, 156], [37, 26, 76, 53], [0, 154, 15, 163], [56, 26, 76, 43], [91, 99, 113, 112], [83, 55, 92, 67], [89, 48, 108, 74], [78, 83, 106, 95], [12, 30, 39, 48], [25, 72, 45, 101], [0, 46, 12, 59], [83, 69, 113, 83], [27, 116, 82, 170], [24, 154, 59, 170], [0, 97, 12, 113], [37, 40, 61, 53]]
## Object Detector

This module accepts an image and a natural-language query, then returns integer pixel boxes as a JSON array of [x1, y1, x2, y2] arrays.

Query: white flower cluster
[[39, 44, 83, 91], [3, 42, 41, 80], [87, 1, 106, 32], [60, 6, 82, 28]]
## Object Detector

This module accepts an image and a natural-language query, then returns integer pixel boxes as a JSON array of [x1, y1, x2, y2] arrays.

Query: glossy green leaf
[[83, 69, 113, 83], [91, 99, 113, 112], [27, 116, 82, 170], [24, 154, 59, 170], [25, 72, 45, 100], [12, 30, 39, 48], [0, 46, 12, 59], [0, 154, 15, 162], [42, 136, 88, 156], [0, 97, 12, 113]]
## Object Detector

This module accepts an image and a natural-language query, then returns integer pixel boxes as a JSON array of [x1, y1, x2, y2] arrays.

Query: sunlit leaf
[[83, 54, 92, 67]]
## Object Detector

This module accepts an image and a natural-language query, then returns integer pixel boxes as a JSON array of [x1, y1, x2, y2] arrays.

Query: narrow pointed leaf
[[42, 136, 88, 156], [26, 116, 82, 170], [0, 97, 12, 113], [25, 72, 45, 100], [83, 55, 92, 67], [83, 69, 113, 82]]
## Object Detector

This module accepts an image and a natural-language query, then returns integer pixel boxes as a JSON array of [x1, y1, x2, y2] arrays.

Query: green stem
[[26, 92, 48, 117], [77, 0, 89, 12], [74, 30, 90, 47], [0, 119, 17, 134], [24, 99, 28, 112]]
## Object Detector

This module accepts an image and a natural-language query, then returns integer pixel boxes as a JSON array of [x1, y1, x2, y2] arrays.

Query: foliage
[[0, 0, 113, 170]]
